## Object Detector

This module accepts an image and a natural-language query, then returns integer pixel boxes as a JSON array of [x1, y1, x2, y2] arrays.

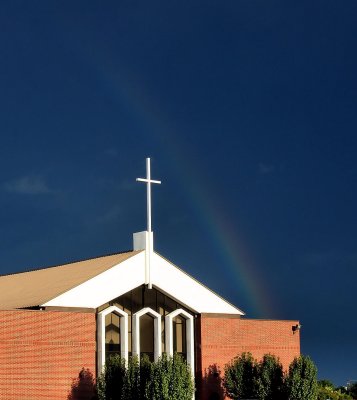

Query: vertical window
[[103, 286, 194, 364], [132, 307, 162, 362], [173, 315, 187, 359], [165, 309, 194, 376], [105, 312, 120, 359], [140, 313, 155, 361], [97, 306, 129, 373]]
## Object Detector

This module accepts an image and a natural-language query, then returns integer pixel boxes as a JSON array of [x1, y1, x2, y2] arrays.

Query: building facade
[[0, 236, 300, 400]]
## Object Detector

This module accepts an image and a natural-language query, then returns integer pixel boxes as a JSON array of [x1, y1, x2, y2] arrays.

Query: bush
[[348, 382, 357, 399], [138, 355, 153, 399], [255, 354, 284, 400], [317, 385, 353, 400], [317, 380, 353, 400], [223, 352, 258, 399], [285, 355, 318, 400], [149, 353, 194, 400], [97, 354, 127, 400], [223, 353, 321, 400], [96, 353, 194, 400]]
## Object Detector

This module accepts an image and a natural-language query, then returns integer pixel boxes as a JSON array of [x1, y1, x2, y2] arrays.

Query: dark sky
[[0, 0, 356, 386]]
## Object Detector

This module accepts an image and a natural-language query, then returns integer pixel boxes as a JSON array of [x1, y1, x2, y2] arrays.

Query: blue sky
[[0, 0, 356, 386]]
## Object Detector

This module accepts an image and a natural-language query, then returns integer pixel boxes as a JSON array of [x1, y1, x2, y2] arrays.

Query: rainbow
[[167, 154, 277, 318], [78, 44, 277, 317]]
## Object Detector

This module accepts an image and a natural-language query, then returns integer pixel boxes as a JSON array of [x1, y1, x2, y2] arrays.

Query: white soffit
[[42, 251, 243, 314], [151, 253, 244, 315], [42, 252, 146, 308]]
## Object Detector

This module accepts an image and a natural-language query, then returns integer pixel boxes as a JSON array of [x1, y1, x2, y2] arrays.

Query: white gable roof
[[43, 251, 244, 315]]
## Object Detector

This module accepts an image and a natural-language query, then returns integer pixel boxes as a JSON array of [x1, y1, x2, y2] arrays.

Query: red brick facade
[[197, 315, 301, 400], [0, 310, 300, 400], [0, 309, 96, 400]]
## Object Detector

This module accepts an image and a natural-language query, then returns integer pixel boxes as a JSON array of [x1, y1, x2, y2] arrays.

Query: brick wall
[[0, 309, 96, 400], [198, 316, 301, 400], [0, 309, 300, 400]]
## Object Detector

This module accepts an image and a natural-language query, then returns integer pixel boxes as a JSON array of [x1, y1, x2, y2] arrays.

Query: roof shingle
[[0, 251, 140, 309]]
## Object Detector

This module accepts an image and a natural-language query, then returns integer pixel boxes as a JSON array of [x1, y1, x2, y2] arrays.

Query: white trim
[[97, 306, 128, 372], [132, 307, 162, 362], [42, 251, 244, 315], [165, 309, 195, 376], [42, 252, 145, 309], [151, 253, 244, 315]]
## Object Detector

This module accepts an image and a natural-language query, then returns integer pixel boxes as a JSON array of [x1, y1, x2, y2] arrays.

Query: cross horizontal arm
[[136, 178, 161, 184]]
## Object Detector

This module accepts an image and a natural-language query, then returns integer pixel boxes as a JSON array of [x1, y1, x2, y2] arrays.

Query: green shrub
[[124, 355, 140, 399], [317, 385, 353, 400], [96, 353, 194, 400], [285, 355, 318, 400], [139, 354, 153, 399], [255, 354, 285, 400], [348, 382, 357, 399], [223, 353, 321, 400], [152, 353, 194, 400], [97, 354, 127, 400], [223, 352, 258, 399], [317, 380, 353, 400]]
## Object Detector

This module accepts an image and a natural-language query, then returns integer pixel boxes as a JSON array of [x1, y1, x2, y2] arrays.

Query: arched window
[[132, 307, 162, 362], [105, 312, 120, 358], [97, 306, 128, 372], [165, 309, 194, 375], [97, 286, 195, 371]]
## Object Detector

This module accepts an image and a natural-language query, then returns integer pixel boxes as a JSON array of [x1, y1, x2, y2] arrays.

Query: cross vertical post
[[146, 158, 152, 233], [136, 158, 161, 289]]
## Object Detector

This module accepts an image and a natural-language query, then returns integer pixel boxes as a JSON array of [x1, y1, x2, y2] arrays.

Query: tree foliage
[[285, 355, 318, 400], [348, 382, 357, 399], [223, 352, 258, 399], [317, 380, 353, 400], [149, 353, 194, 400], [318, 380, 335, 389], [96, 353, 194, 400], [224, 353, 321, 400], [317, 386, 353, 400], [255, 354, 285, 400], [97, 354, 127, 400]]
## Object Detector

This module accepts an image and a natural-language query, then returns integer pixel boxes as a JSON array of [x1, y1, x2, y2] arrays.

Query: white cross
[[136, 158, 161, 233], [136, 158, 161, 289]]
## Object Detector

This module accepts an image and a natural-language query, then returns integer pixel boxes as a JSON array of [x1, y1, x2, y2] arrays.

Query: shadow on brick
[[202, 364, 225, 400], [67, 368, 97, 400]]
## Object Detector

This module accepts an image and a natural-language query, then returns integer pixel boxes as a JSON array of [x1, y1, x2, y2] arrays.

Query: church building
[[0, 159, 300, 400]]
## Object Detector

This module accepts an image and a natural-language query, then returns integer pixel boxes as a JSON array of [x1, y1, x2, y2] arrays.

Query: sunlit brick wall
[[197, 316, 301, 400], [0, 309, 96, 400]]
